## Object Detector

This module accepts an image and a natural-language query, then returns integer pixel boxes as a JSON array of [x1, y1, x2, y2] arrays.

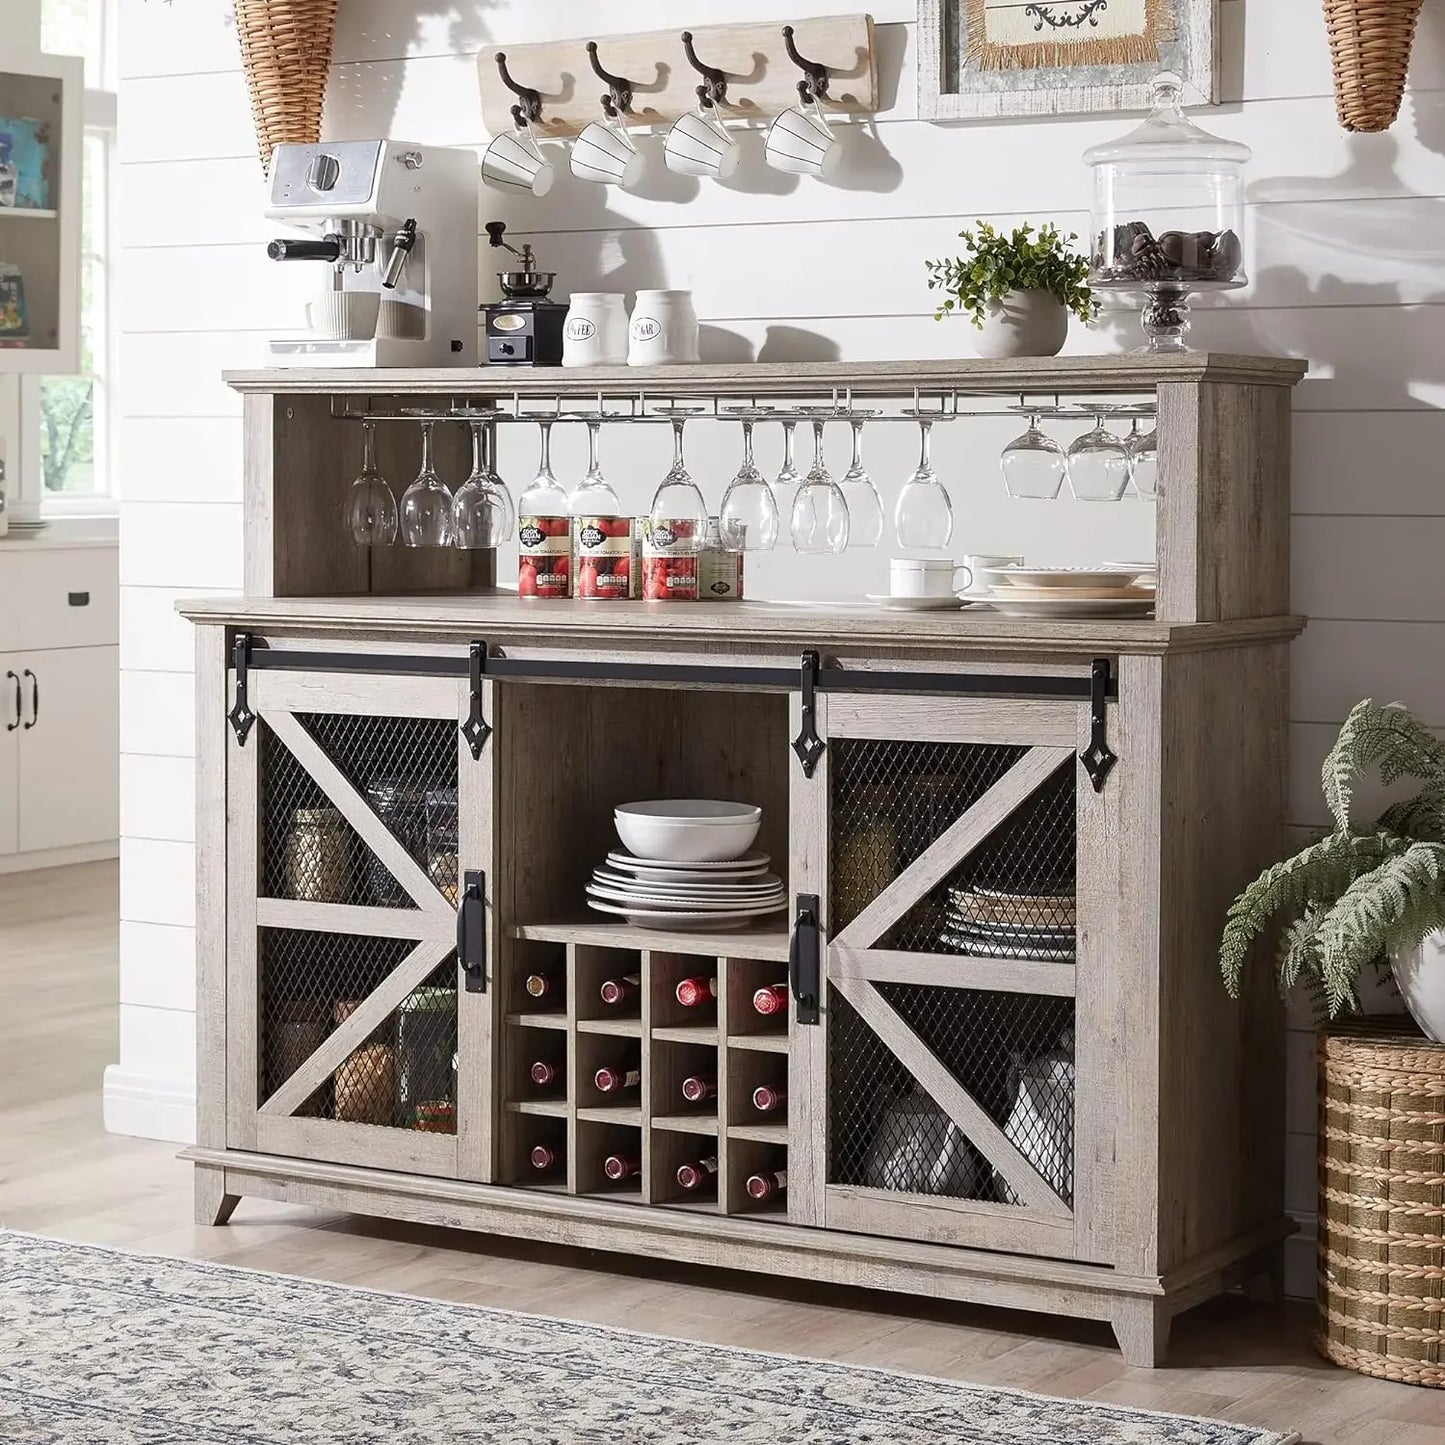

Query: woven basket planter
[[1323, 0, 1423, 132], [1318, 1021, 1445, 1387], [234, 0, 340, 171]]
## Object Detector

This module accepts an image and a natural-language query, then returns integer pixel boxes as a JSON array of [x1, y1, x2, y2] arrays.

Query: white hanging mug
[[571, 113, 644, 188], [664, 104, 740, 181], [481, 120, 555, 198], [764, 92, 839, 178]]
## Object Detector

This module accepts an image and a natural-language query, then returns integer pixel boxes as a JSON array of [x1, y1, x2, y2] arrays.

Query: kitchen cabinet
[[182, 354, 1305, 1366], [0, 541, 117, 866]]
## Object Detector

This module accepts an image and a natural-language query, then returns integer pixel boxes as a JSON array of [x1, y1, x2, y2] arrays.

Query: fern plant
[[1221, 699, 1445, 1016]]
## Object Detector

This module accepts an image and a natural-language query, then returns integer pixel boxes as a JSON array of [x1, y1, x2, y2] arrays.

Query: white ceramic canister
[[628, 289, 699, 366], [563, 292, 629, 367]]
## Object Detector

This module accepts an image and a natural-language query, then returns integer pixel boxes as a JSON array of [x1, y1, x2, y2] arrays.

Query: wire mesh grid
[[260, 927, 459, 1133], [829, 739, 1076, 958], [260, 713, 460, 908], [827, 985, 1075, 1207]]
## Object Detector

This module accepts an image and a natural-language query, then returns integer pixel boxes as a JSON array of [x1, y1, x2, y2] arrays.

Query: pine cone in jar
[[1127, 228, 1170, 281]]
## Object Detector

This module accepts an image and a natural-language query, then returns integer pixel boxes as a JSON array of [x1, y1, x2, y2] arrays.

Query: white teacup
[[571, 116, 644, 188], [665, 108, 740, 181], [961, 553, 1025, 594], [890, 556, 974, 599], [764, 99, 839, 178], [305, 290, 380, 341], [481, 125, 554, 197]]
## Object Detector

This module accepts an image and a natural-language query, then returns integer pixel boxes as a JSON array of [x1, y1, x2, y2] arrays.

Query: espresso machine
[[265, 140, 478, 366]]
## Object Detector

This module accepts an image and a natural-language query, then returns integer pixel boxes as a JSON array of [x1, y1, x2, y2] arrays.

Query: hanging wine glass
[[838, 415, 884, 548], [400, 421, 454, 547], [517, 418, 569, 519], [648, 417, 708, 553], [718, 418, 779, 552], [774, 417, 803, 490], [999, 409, 1067, 500], [790, 419, 850, 555], [345, 420, 398, 545], [1125, 413, 1159, 498], [569, 416, 622, 516], [894, 414, 953, 551], [454, 420, 515, 549], [1066, 409, 1130, 502]]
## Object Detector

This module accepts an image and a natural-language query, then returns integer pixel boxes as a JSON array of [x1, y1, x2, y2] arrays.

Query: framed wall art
[[917, 0, 1218, 120]]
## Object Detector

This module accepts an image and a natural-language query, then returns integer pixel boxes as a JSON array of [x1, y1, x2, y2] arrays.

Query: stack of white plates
[[587, 851, 786, 930], [985, 565, 1156, 619], [939, 885, 1077, 961]]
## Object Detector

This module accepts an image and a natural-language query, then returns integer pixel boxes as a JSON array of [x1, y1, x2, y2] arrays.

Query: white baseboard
[[102, 1064, 196, 1144], [0, 840, 118, 874]]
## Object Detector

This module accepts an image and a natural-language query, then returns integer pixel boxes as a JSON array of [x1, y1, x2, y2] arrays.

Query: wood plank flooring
[[2, 861, 1438, 1443]]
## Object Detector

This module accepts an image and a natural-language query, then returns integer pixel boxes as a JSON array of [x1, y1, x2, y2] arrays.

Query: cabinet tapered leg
[[1111, 1298, 1171, 1367], [195, 1165, 240, 1227]]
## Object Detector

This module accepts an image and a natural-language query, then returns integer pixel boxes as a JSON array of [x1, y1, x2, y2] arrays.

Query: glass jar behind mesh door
[[366, 778, 427, 905]]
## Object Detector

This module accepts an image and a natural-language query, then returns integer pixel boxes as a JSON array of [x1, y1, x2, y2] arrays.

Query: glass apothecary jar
[[1083, 72, 1249, 352]]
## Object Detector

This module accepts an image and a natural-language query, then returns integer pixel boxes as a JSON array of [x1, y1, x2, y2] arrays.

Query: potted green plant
[[925, 222, 1097, 359], [1220, 698, 1445, 1040]]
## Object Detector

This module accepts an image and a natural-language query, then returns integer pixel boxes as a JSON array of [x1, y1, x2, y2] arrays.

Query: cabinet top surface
[[178, 592, 1305, 656], [224, 353, 1308, 397]]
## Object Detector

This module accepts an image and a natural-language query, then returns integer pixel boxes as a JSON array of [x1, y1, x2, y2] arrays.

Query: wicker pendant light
[[1323, 0, 1423, 132], [233, 0, 341, 170]]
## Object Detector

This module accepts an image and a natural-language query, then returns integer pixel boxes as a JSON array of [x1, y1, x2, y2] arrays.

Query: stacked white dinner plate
[[939, 885, 1077, 961], [984, 564, 1156, 619], [587, 799, 788, 930]]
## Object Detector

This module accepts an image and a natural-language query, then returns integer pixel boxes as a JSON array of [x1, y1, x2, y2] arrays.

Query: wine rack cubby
[[193, 352, 1307, 1365]]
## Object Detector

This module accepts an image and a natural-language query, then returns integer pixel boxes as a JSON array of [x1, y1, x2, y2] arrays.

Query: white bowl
[[614, 800, 761, 863]]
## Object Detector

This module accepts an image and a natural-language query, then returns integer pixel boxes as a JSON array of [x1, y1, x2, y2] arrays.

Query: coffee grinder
[[482, 222, 566, 367]]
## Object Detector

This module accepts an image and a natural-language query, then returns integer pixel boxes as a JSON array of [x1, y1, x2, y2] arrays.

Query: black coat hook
[[495, 52, 543, 125], [586, 40, 634, 117], [681, 31, 728, 109], [782, 24, 830, 102]]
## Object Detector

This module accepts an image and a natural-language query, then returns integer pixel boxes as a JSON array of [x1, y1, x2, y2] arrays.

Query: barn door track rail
[[226, 636, 1119, 787]]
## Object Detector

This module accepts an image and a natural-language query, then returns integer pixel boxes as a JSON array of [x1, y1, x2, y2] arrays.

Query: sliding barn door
[[224, 659, 494, 1181], [793, 691, 1110, 1261]]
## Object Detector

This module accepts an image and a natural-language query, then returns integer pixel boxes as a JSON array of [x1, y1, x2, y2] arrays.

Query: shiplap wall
[[109, 0, 1445, 1293]]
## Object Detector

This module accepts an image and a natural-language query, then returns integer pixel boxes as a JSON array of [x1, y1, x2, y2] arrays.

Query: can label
[[574, 516, 639, 600], [698, 548, 743, 601], [642, 518, 700, 601], [519, 516, 570, 598]]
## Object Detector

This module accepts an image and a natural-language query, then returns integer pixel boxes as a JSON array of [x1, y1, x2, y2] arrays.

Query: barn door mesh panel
[[827, 986, 1075, 1207], [260, 713, 459, 907], [260, 927, 458, 1133]]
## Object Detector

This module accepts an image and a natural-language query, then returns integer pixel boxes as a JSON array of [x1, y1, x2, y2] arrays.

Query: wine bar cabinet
[[183, 354, 1306, 1366]]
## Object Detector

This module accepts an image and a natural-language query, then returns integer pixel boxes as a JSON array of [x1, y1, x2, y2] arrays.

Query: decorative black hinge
[[227, 632, 256, 746], [1079, 656, 1117, 792], [461, 640, 492, 759], [457, 869, 487, 993], [791, 649, 825, 777], [789, 893, 821, 1025]]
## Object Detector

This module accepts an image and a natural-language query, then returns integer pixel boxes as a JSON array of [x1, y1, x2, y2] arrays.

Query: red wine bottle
[[676, 1155, 720, 1191], [530, 1143, 559, 1170], [599, 972, 641, 1006], [530, 1059, 562, 1087], [752, 1083, 787, 1113], [746, 1168, 788, 1201], [681, 1073, 718, 1104], [594, 1063, 641, 1094], [603, 1152, 641, 1182], [752, 983, 789, 1016], [674, 976, 717, 1008], [524, 972, 560, 1001]]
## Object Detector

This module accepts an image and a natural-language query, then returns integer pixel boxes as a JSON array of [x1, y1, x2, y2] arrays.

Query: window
[[34, 0, 116, 510]]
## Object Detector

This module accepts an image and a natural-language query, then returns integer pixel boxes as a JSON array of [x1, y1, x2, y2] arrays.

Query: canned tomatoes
[[518, 516, 570, 598], [574, 516, 640, 600], [641, 519, 700, 602], [699, 518, 744, 601]]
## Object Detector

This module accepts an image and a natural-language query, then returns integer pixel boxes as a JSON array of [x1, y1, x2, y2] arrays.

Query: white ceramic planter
[[971, 289, 1068, 359], [1390, 926, 1445, 1043]]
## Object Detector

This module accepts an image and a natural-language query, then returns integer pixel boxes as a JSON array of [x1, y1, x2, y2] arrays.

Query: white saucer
[[865, 594, 966, 612], [586, 896, 789, 930], [607, 849, 770, 873]]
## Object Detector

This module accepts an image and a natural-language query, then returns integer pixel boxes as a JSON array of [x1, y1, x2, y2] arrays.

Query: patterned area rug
[[0, 1233, 1298, 1444]]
